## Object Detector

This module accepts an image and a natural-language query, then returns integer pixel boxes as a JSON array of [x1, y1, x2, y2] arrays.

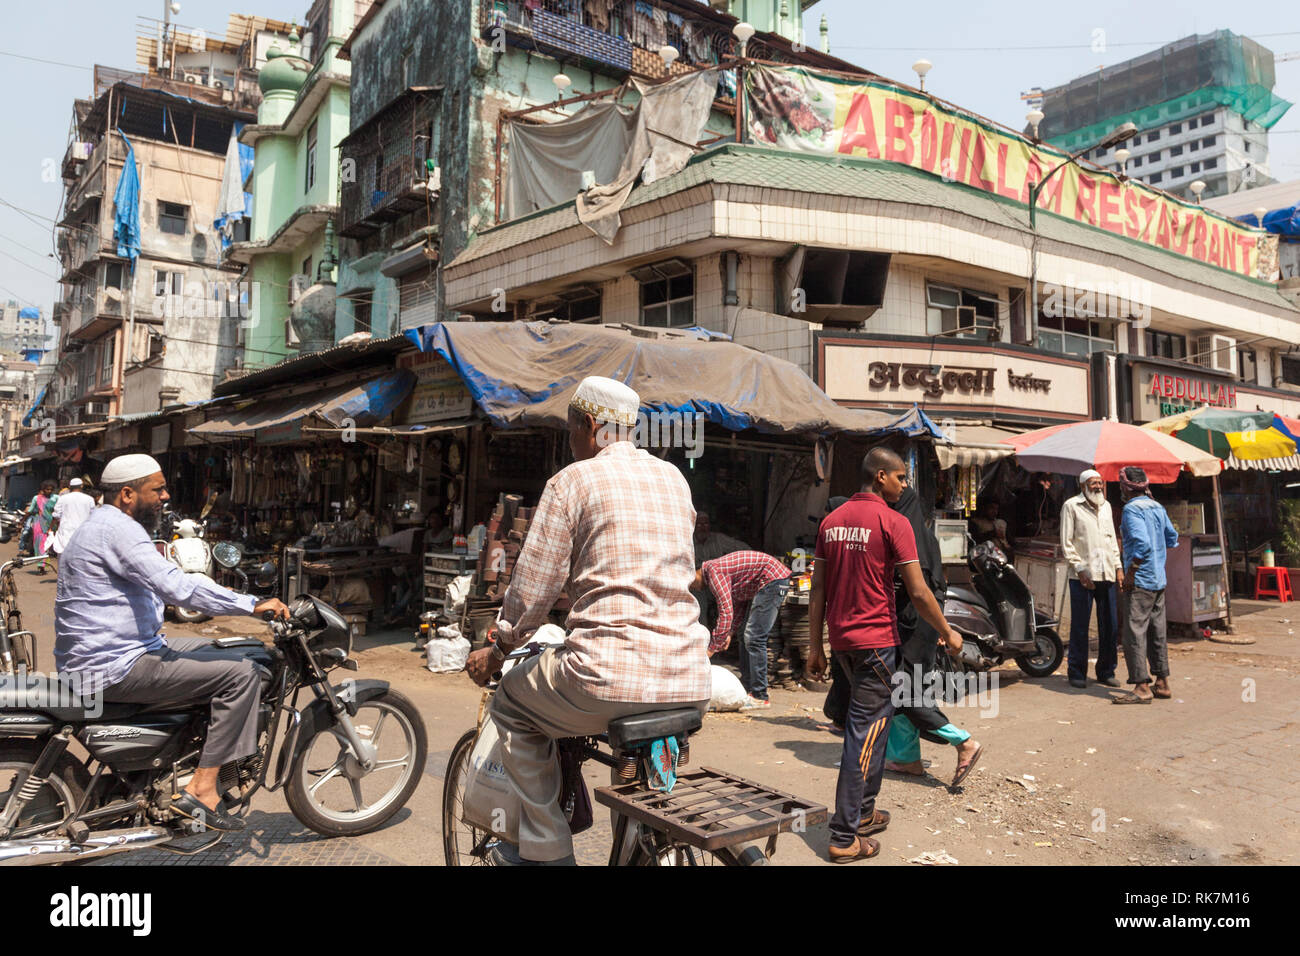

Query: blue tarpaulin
[[404, 321, 903, 437], [189, 370, 416, 439], [21, 384, 47, 428], [214, 123, 255, 250], [17, 307, 38, 320], [1237, 203, 1300, 237], [113, 132, 141, 270]]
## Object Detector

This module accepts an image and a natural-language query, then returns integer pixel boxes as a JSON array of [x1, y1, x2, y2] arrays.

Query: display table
[[1013, 537, 1069, 622], [1166, 534, 1229, 628]]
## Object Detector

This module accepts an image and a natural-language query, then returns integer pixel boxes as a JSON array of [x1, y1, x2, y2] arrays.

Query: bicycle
[[442, 644, 826, 866]]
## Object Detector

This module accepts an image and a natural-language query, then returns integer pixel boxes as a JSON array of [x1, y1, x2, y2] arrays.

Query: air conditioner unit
[[212, 80, 225, 90], [184, 73, 202, 84], [1193, 334, 1236, 373], [287, 274, 312, 305], [85, 401, 111, 416]]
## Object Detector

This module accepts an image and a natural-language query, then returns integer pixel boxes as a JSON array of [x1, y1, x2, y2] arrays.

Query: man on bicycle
[[466, 376, 711, 865]]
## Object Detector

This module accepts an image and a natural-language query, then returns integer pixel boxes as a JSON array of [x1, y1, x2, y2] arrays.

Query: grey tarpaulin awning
[[404, 321, 899, 437], [301, 418, 479, 437], [934, 424, 1024, 469], [191, 370, 416, 439]]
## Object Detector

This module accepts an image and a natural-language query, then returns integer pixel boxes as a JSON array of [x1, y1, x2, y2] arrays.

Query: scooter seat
[[947, 586, 987, 610], [607, 708, 702, 752]]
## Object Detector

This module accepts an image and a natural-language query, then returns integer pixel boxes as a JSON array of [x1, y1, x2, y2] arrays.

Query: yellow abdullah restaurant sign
[[745, 66, 1264, 279]]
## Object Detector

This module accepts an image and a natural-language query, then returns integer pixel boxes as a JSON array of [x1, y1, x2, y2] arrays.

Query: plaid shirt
[[702, 552, 791, 653], [496, 442, 711, 703]]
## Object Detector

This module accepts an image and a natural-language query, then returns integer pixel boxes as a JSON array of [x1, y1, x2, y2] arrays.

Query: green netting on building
[[1041, 30, 1292, 150]]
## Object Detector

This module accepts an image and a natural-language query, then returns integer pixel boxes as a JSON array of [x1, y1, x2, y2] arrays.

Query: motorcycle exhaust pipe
[[0, 826, 173, 866]]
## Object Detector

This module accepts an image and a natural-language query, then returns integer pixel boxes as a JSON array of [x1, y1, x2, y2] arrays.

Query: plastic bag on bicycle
[[646, 736, 679, 793]]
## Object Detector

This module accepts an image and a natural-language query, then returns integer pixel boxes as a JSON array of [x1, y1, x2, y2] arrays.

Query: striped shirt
[[495, 441, 711, 703], [702, 551, 791, 653]]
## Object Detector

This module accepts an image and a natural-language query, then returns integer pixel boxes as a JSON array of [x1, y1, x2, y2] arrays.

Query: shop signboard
[[745, 65, 1266, 279], [255, 419, 304, 445], [397, 350, 473, 425], [1130, 362, 1236, 422], [817, 336, 1091, 422]]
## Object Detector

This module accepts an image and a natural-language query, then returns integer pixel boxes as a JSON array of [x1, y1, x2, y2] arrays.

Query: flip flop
[[950, 744, 983, 788], [1112, 693, 1153, 705]]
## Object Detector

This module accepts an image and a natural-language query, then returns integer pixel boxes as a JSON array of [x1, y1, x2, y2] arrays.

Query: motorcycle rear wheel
[[0, 741, 89, 835], [285, 689, 427, 838], [1015, 627, 1064, 677]]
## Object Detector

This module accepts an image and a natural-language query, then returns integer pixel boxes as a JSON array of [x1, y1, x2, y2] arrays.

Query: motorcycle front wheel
[[285, 689, 427, 837], [1015, 627, 1064, 677]]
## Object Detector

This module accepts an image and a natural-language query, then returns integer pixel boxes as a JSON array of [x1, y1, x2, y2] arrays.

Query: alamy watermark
[[596, 412, 706, 460]]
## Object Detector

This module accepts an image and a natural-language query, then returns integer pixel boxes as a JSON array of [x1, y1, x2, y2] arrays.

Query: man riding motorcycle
[[53, 453, 289, 832], [465, 377, 711, 865]]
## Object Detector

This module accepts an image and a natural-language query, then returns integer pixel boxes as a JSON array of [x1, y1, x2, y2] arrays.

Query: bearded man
[[54, 454, 288, 831], [1059, 468, 1124, 689]]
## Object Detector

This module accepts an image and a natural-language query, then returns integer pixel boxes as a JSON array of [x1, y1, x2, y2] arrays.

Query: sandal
[[828, 836, 880, 863], [1112, 692, 1153, 705], [951, 744, 983, 788], [858, 809, 890, 837]]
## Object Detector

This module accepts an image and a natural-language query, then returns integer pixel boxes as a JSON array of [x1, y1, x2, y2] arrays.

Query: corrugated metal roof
[[213, 333, 412, 398], [452, 144, 1297, 312]]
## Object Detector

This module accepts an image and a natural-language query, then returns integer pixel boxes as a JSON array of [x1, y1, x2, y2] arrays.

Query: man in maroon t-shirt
[[808, 447, 964, 863]]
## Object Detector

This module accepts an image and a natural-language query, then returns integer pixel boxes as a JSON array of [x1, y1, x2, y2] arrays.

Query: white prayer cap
[[101, 453, 163, 485], [1079, 468, 1102, 484], [69, 477, 83, 487], [569, 376, 640, 427]]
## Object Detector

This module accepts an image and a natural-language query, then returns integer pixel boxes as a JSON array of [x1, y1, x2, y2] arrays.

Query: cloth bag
[[461, 716, 521, 842]]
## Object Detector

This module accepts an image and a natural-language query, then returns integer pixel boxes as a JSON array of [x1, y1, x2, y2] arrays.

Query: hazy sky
[[1, 0, 1297, 321]]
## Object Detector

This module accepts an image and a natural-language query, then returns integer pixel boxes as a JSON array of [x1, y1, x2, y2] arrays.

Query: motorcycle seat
[[0, 675, 149, 722], [606, 708, 702, 752]]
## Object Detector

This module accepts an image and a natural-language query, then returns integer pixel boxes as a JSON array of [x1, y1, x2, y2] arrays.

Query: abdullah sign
[[745, 66, 1263, 278]]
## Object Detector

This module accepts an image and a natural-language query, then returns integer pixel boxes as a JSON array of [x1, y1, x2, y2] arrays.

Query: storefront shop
[[1107, 353, 1300, 610]]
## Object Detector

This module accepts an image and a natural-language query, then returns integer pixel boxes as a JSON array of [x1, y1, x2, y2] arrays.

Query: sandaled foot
[[172, 791, 246, 832], [829, 835, 880, 863], [858, 809, 890, 837], [1152, 677, 1172, 699], [951, 742, 983, 787]]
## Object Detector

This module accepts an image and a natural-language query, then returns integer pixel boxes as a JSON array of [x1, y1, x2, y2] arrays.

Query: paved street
[[8, 542, 1298, 866]]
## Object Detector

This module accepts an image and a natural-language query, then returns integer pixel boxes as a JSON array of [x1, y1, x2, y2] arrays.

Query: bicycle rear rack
[[594, 766, 827, 853]]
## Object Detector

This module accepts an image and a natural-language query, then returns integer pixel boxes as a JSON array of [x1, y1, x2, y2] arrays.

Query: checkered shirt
[[702, 552, 792, 653], [496, 442, 711, 703]]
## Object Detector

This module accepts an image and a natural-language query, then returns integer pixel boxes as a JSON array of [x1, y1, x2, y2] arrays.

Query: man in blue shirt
[[1117, 466, 1180, 704], [55, 454, 288, 830]]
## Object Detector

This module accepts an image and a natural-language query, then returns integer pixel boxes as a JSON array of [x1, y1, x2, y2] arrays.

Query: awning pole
[[1212, 471, 1233, 633]]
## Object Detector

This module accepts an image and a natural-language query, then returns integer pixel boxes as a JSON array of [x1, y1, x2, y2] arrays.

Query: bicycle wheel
[[442, 728, 497, 866], [628, 827, 769, 866]]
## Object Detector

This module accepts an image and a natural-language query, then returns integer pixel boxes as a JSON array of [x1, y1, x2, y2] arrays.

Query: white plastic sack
[[444, 574, 473, 617], [425, 636, 471, 673], [709, 665, 748, 712], [460, 717, 520, 843]]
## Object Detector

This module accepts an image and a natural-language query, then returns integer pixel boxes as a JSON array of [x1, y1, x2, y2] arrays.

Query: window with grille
[[158, 201, 188, 235], [634, 260, 694, 328], [400, 271, 439, 326]]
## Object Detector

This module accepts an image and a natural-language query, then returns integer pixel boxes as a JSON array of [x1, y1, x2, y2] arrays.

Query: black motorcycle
[[0, 575, 427, 864], [944, 540, 1064, 678]]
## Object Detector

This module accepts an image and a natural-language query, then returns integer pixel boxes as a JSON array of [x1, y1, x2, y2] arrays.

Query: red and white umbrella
[[1000, 420, 1221, 483]]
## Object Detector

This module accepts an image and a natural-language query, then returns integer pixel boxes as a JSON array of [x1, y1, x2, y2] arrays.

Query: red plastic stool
[[1253, 567, 1293, 603]]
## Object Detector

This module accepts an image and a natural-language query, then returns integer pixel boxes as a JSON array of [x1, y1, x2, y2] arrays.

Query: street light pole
[[1026, 121, 1137, 343]]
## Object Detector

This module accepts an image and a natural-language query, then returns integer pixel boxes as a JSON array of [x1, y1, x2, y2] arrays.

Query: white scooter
[[165, 518, 215, 624]]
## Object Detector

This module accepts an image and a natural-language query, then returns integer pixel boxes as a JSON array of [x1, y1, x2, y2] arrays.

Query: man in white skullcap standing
[[46, 477, 96, 573], [55, 453, 289, 831], [1060, 468, 1124, 689], [465, 376, 711, 865]]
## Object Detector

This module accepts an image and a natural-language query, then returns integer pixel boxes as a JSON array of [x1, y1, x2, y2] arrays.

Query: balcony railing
[[339, 89, 441, 239], [477, 0, 778, 79]]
